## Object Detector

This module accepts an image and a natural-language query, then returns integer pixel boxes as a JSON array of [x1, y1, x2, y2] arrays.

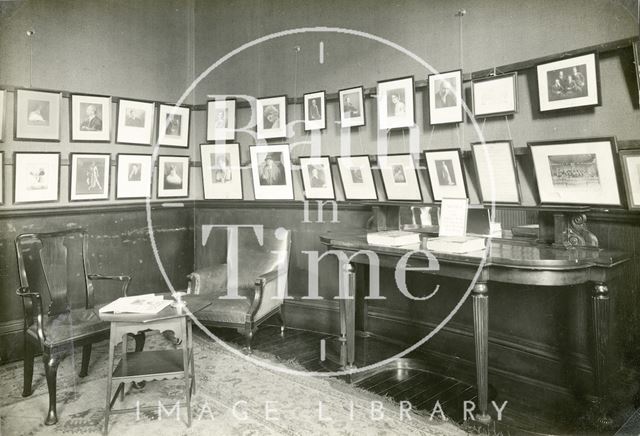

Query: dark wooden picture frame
[[206, 98, 236, 142], [157, 103, 191, 148], [377, 76, 415, 130], [303, 91, 326, 131], [299, 156, 335, 200], [336, 155, 378, 201], [69, 153, 111, 202], [200, 142, 243, 200], [14, 88, 62, 142], [70, 93, 111, 142], [257, 95, 287, 140], [115, 98, 156, 145], [471, 73, 518, 118], [157, 155, 190, 198], [424, 148, 468, 202], [339, 86, 366, 128], [428, 70, 464, 125], [471, 140, 521, 205], [619, 148, 640, 210], [115, 153, 153, 200], [377, 153, 422, 201]]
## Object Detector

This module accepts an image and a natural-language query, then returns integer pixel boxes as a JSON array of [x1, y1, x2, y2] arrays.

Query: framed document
[[337, 155, 377, 200], [471, 140, 521, 204], [424, 149, 467, 201], [377, 153, 422, 201], [471, 73, 518, 118]]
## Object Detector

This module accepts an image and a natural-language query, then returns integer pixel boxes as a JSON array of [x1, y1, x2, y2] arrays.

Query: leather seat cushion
[[27, 307, 109, 346], [194, 297, 251, 325]]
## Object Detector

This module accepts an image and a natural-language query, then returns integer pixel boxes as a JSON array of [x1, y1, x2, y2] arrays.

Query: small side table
[[99, 294, 210, 435]]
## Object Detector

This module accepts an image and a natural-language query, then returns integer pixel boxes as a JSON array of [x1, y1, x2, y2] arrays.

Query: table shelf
[[112, 349, 185, 381]]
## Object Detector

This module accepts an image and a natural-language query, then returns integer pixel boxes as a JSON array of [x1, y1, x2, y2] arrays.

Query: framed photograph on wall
[[337, 155, 377, 200], [428, 70, 463, 125], [200, 143, 243, 200], [206, 99, 236, 142], [256, 95, 287, 140], [536, 52, 601, 112], [157, 104, 190, 148], [0, 89, 6, 142], [70, 94, 111, 142], [299, 156, 335, 200], [69, 153, 111, 201], [471, 73, 518, 118], [377, 76, 415, 130], [15, 89, 61, 141], [424, 149, 468, 201], [620, 149, 640, 210], [377, 154, 422, 201], [157, 155, 189, 198], [633, 41, 640, 106], [339, 86, 365, 128], [13, 152, 60, 204], [249, 144, 294, 200], [471, 140, 521, 204], [116, 153, 153, 199], [116, 98, 155, 145], [528, 137, 621, 206], [303, 91, 326, 131]]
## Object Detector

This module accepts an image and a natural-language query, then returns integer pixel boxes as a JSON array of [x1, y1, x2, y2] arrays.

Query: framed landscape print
[[471, 140, 521, 204], [377, 154, 422, 201], [299, 156, 335, 200], [428, 70, 463, 125], [15, 89, 61, 141], [619, 149, 640, 210], [257, 95, 287, 140], [13, 152, 60, 204], [70, 94, 111, 142], [377, 76, 415, 130], [303, 91, 326, 131], [249, 144, 294, 200], [424, 149, 468, 201], [0, 89, 5, 142], [339, 86, 365, 128], [536, 52, 601, 112], [69, 153, 111, 201], [336, 155, 377, 200], [116, 98, 155, 145], [528, 137, 621, 206], [157, 104, 190, 148], [200, 143, 243, 200], [116, 154, 152, 199], [206, 99, 236, 142], [471, 73, 518, 118], [157, 155, 190, 198]]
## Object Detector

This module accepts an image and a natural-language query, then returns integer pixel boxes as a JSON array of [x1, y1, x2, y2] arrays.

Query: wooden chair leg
[[278, 307, 286, 337], [79, 344, 92, 377], [244, 327, 253, 354], [133, 332, 146, 352], [43, 353, 60, 425], [22, 338, 35, 397]]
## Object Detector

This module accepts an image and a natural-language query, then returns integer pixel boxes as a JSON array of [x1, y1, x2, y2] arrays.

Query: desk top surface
[[99, 294, 211, 323]]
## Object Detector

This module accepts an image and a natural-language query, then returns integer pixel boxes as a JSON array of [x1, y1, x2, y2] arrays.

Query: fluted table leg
[[344, 263, 356, 370], [592, 282, 612, 427], [473, 282, 491, 424]]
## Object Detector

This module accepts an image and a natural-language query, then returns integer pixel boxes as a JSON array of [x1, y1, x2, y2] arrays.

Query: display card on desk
[[438, 198, 469, 237]]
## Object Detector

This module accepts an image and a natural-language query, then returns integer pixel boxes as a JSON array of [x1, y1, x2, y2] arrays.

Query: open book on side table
[[99, 294, 172, 315], [425, 236, 486, 254]]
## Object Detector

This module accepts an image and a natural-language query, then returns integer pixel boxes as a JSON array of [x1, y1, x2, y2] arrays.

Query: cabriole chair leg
[[43, 353, 60, 425]]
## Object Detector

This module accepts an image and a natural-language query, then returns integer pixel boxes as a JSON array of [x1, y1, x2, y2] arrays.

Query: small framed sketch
[[377, 154, 422, 201], [200, 143, 243, 200], [528, 137, 621, 206], [206, 99, 236, 141], [249, 144, 294, 200], [303, 91, 326, 131], [471, 73, 518, 118], [428, 70, 463, 125], [620, 149, 640, 210], [377, 76, 415, 130], [0, 89, 6, 142], [257, 95, 287, 140], [299, 156, 335, 200], [337, 155, 377, 200], [70, 94, 111, 142], [69, 153, 111, 201], [116, 98, 155, 145], [633, 41, 640, 106], [14, 89, 61, 141], [157, 155, 190, 198], [157, 104, 190, 148], [471, 141, 521, 204], [116, 154, 153, 199], [13, 152, 60, 204], [424, 149, 468, 201], [536, 52, 601, 112], [339, 86, 365, 128]]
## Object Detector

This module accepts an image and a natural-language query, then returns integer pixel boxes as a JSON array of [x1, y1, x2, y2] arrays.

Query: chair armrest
[[16, 286, 46, 347], [249, 268, 287, 319], [88, 274, 132, 297]]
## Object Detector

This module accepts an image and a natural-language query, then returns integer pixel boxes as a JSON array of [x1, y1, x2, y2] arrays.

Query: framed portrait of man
[[157, 104, 190, 148], [299, 156, 335, 200], [249, 144, 293, 200], [428, 70, 464, 125], [115, 153, 153, 199], [116, 98, 156, 145], [339, 86, 366, 128], [15, 89, 62, 141], [336, 155, 377, 200], [200, 142, 243, 200], [377, 153, 422, 201], [69, 153, 111, 201], [424, 149, 468, 201], [256, 96, 287, 140], [70, 94, 111, 142], [303, 91, 326, 131]]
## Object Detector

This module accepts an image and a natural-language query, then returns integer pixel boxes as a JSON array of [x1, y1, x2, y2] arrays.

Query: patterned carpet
[[0, 330, 464, 435]]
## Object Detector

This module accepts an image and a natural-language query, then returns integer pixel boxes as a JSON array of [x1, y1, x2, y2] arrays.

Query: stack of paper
[[367, 230, 421, 247], [426, 236, 486, 254], [99, 294, 172, 314]]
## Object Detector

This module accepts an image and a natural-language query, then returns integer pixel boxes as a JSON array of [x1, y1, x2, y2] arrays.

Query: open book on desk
[[99, 294, 172, 315]]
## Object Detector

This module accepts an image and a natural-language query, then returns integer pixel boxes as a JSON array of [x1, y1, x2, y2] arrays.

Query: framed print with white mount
[[249, 144, 294, 200], [200, 143, 243, 200], [619, 148, 640, 210], [13, 152, 60, 204], [303, 91, 326, 131], [116, 153, 153, 199], [69, 153, 111, 201], [428, 70, 463, 125], [339, 86, 365, 128], [207, 99, 236, 142], [377, 154, 422, 201], [336, 155, 377, 200], [471, 73, 518, 118], [70, 94, 111, 142], [299, 156, 335, 200], [424, 149, 467, 201], [257, 95, 287, 140], [471, 140, 521, 204], [15, 89, 61, 141], [116, 98, 155, 145], [157, 104, 190, 148], [377, 76, 415, 130], [157, 155, 190, 198]]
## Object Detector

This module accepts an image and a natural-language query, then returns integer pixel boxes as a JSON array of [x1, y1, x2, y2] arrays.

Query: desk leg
[[103, 324, 116, 435], [338, 263, 356, 371], [473, 282, 491, 424], [592, 282, 612, 427]]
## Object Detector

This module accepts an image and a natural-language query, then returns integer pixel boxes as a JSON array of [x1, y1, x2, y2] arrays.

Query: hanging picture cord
[[428, 125, 436, 150], [456, 9, 466, 149], [27, 30, 34, 88]]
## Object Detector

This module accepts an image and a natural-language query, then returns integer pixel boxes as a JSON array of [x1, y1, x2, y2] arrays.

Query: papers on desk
[[366, 230, 421, 247], [426, 236, 486, 254], [99, 294, 172, 314]]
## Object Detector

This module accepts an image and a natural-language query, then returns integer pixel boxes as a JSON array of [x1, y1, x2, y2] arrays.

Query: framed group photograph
[[619, 149, 640, 210], [471, 140, 521, 204], [69, 153, 111, 201], [116, 98, 155, 145], [471, 73, 518, 118], [528, 137, 621, 206], [336, 155, 377, 200], [13, 152, 60, 204], [299, 156, 335, 200], [303, 91, 326, 131], [428, 70, 464, 125], [339, 86, 365, 128], [257, 95, 287, 140], [424, 149, 468, 201], [14, 89, 61, 141], [250, 144, 294, 200], [200, 143, 243, 200], [157, 104, 190, 148], [206, 99, 236, 142], [0, 89, 5, 142], [157, 155, 190, 198], [70, 94, 111, 142], [116, 154, 153, 199], [377, 154, 422, 201], [536, 52, 601, 112], [377, 76, 415, 130]]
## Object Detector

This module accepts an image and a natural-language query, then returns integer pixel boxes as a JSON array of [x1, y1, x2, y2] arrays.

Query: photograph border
[[377, 153, 423, 202], [424, 148, 468, 202], [303, 90, 327, 131], [115, 98, 156, 146], [428, 69, 464, 125], [69, 93, 112, 143], [157, 154, 190, 199], [13, 151, 61, 204], [14, 88, 62, 142], [115, 153, 153, 200], [69, 152, 111, 202], [206, 98, 236, 142], [200, 142, 243, 200], [470, 140, 522, 205], [377, 75, 416, 130], [256, 95, 288, 140], [471, 73, 518, 118], [157, 103, 191, 148], [336, 154, 378, 201], [338, 86, 366, 128], [299, 155, 335, 200]]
